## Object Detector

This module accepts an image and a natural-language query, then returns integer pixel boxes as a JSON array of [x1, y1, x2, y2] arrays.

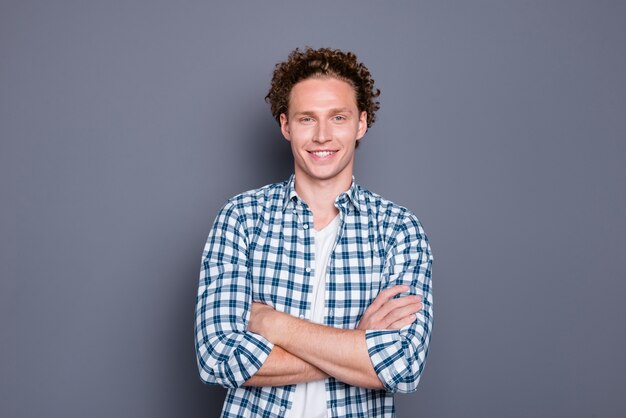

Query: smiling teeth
[[312, 151, 335, 157]]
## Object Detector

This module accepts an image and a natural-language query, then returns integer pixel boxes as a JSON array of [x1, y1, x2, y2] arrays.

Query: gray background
[[1, 1, 625, 417]]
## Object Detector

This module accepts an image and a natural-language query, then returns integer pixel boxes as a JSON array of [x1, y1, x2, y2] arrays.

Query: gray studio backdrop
[[2, 1, 625, 417]]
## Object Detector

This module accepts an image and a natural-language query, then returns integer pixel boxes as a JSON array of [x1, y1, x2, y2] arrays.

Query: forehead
[[288, 76, 358, 113]]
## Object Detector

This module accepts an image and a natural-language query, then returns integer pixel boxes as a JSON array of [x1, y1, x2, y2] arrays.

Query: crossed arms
[[244, 285, 422, 389], [195, 201, 433, 392]]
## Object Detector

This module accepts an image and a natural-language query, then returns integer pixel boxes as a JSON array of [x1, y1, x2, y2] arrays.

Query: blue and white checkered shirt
[[195, 176, 433, 417]]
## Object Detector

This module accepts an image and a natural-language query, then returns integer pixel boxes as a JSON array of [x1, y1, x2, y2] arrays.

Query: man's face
[[280, 77, 367, 187]]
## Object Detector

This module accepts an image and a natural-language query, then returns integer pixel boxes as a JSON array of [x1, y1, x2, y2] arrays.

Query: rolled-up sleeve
[[195, 201, 273, 388], [365, 214, 433, 393]]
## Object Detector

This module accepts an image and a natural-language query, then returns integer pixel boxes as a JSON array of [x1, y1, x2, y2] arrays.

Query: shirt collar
[[282, 175, 298, 212], [282, 174, 365, 214]]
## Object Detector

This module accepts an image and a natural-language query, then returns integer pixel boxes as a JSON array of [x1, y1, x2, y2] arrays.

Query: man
[[195, 47, 433, 417]]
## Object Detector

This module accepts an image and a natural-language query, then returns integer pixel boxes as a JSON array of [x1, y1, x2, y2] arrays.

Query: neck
[[294, 173, 352, 230]]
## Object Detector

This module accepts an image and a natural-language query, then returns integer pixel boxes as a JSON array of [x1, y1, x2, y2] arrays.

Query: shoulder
[[356, 185, 420, 225], [355, 184, 429, 242], [221, 179, 289, 219]]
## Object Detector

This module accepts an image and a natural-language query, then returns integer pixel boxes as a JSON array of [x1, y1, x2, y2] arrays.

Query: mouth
[[308, 150, 338, 158]]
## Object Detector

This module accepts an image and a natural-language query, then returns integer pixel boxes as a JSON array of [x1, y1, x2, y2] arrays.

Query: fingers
[[358, 290, 423, 330], [250, 302, 263, 315], [374, 294, 422, 323], [388, 314, 417, 330], [367, 285, 410, 312], [382, 299, 422, 328], [248, 302, 277, 336]]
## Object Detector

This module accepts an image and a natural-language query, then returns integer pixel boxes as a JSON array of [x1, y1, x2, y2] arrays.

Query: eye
[[300, 116, 314, 123], [333, 115, 346, 122]]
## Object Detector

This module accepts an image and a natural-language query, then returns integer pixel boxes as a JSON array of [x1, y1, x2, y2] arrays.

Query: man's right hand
[[356, 285, 422, 331]]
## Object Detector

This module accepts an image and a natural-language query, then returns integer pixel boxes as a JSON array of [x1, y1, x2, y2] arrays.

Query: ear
[[356, 111, 368, 141], [280, 113, 291, 141]]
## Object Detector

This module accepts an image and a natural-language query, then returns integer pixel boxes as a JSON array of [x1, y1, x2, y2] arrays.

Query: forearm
[[258, 311, 384, 389], [244, 345, 328, 387]]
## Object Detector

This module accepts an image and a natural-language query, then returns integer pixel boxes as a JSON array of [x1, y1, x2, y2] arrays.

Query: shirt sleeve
[[195, 201, 274, 389], [364, 213, 433, 393]]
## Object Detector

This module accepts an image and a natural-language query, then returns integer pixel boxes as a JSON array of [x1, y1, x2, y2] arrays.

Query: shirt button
[[279, 406, 286, 413], [303, 223, 309, 229], [299, 315, 305, 319], [305, 267, 311, 273]]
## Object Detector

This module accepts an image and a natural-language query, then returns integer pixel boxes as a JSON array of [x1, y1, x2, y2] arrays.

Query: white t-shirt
[[286, 215, 340, 418]]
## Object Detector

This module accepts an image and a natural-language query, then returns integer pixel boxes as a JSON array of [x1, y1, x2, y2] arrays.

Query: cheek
[[290, 127, 312, 142], [336, 125, 359, 140]]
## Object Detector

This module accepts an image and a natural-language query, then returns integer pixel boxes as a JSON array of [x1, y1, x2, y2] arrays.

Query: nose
[[313, 120, 332, 143]]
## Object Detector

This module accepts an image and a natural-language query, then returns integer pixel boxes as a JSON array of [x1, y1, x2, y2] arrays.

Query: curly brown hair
[[265, 47, 381, 130]]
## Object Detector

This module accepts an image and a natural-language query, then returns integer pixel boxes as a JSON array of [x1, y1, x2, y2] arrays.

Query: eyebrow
[[293, 108, 354, 116]]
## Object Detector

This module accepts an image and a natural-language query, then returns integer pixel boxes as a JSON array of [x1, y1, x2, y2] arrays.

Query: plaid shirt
[[195, 176, 433, 417]]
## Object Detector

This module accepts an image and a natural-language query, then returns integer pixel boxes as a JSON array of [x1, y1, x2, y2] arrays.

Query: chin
[[311, 169, 345, 181]]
